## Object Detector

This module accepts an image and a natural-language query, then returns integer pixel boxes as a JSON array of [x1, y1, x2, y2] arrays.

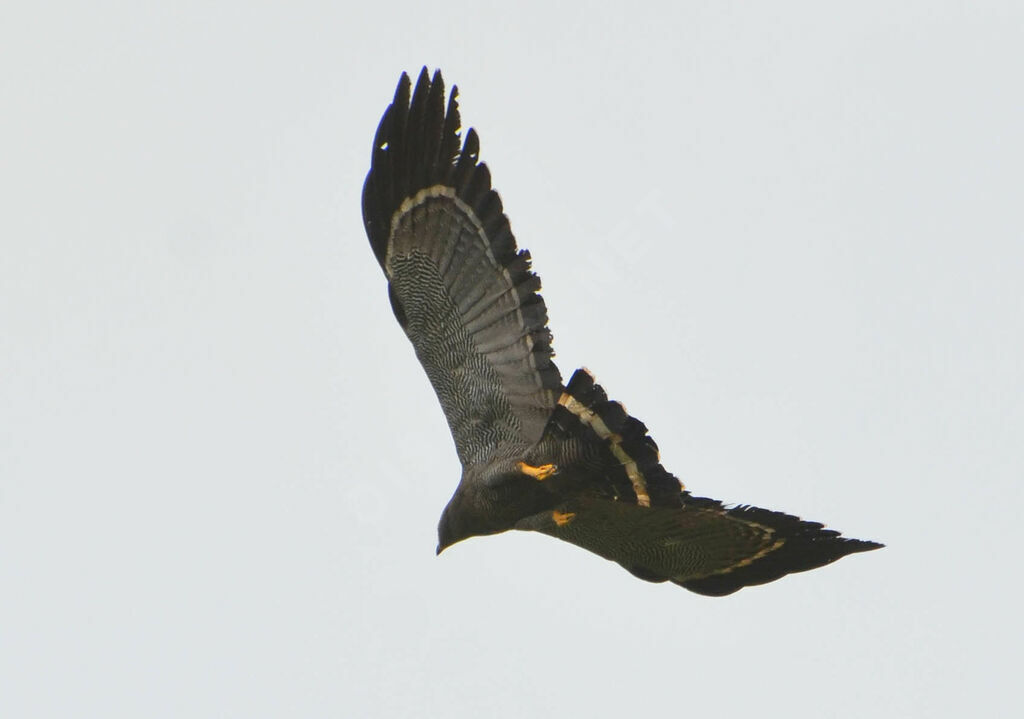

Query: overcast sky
[[2, 2, 1022, 717]]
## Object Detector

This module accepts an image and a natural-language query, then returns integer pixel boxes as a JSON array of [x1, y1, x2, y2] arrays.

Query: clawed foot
[[517, 461, 558, 481], [552, 510, 576, 527]]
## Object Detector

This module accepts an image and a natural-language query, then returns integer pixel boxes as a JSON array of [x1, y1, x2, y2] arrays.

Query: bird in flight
[[362, 68, 882, 596]]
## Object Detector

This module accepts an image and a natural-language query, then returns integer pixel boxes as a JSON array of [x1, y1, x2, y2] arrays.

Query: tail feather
[[547, 368, 684, 507]]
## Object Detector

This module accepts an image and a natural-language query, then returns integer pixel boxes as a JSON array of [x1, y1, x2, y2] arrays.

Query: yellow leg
[[517, 461, 558, 481], [552, 510, 576, 527]]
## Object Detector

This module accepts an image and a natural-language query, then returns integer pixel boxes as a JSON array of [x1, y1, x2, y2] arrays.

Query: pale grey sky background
[[2, 2, 1022, 717]]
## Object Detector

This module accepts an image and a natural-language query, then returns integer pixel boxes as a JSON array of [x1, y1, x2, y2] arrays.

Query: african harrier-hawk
[[362, 68, 882, 596]]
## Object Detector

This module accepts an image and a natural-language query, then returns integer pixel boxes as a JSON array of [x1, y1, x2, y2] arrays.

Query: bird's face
[[436, 491, 491, 555], [436, 464, 556, 554], [435, 504, 463, 555], [435, 470, 510, 554]]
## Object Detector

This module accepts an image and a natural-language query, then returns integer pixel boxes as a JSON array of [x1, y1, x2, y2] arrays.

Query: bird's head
[[435, 502, 462, 555], [436, 471, 520, 555], [436, 491, 480, 555], [436, 461, 556, 554], [437, 486, 507, 554]]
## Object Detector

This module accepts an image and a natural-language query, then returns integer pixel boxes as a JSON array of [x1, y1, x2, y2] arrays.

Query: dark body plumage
[[362, 69, 882, 596]]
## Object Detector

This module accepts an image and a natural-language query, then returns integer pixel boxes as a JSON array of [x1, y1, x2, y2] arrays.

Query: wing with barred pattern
[[363, 69, 562, 465]]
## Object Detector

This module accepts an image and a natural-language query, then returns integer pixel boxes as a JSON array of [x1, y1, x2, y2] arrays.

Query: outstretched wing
[[525, 369, 882, 595], [519, 495, 882, 596], [363, 69, 562, 466]]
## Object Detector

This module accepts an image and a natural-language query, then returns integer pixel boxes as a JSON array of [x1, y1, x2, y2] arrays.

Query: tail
[[546, 368, 685, 508]]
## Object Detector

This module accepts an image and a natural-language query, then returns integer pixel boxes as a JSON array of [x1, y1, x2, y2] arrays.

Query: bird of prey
[[362, 68, 882, 596]]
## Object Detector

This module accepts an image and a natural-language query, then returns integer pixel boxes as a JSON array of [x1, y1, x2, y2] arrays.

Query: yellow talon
[[552, 510, 576, 527], [517, 461, 558, 481]]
